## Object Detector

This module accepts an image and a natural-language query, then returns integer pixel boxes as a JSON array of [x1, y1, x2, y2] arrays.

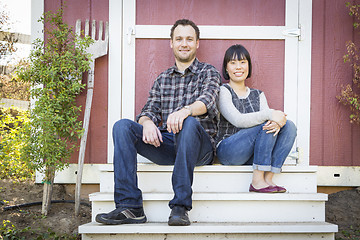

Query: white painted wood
[[317, 166, 360, 186], [82, 232, 335, 240], [80, 222, 337, 234], [100, 171, 317, 193], [90, 192, 327, 223], [135, 25, 288, 39], [121, 0, 136, 120], [297, 0, 313, 166], [107, 0, 123, 164], [31, 0, 44, 46]]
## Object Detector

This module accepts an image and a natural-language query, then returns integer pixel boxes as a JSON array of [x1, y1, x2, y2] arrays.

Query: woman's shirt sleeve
[[217, 86, 273, 128]]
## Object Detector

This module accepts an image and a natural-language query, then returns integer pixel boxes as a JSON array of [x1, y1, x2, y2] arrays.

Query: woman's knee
[[283, 120, 297, 137]]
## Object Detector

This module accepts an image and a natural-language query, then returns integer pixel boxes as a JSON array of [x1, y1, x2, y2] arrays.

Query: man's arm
[[166, 66, 221, 134], [166, 101, 206, 134]]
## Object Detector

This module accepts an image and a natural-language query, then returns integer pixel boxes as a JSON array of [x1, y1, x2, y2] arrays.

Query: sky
[[1, 0, 31, 65], [1, 0, 31, 35]]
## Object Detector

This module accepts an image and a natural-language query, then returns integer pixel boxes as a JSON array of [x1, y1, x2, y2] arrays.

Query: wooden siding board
[[136, 0, 285, 26], [311, 0, 360, 166], [135, 39, 285, 118], [44, 0, 109, 164]]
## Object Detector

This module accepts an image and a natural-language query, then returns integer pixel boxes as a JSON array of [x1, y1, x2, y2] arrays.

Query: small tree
[[338, 2, 360, 125], [16, 7, 93, 215]]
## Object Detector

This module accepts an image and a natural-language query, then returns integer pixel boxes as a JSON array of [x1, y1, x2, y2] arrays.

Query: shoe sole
[[168, 216, 190, 226], [96, 215, 147, 225]]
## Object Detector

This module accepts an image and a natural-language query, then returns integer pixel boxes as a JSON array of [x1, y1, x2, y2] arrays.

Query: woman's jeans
[[112, 117, 213, 211], [216, 120, 297, 173]]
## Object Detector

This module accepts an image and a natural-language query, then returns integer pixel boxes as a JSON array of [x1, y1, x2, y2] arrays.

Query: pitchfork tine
[[99, 21, 103, 41], [85, 19, 89, 37], [91, 20, 96, 40], [105, 21, 109, 43], [75, 19, 81, 36]]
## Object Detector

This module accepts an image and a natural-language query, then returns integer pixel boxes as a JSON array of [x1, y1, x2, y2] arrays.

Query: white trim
[[317, 166, 360, 186], [135, 25, 288, 40], [42, 164, 360, 187], [121, 0, 136, 120], [296, 0, 312, 166], [31, 0, 44, 45], [107, 0, 123, 163]]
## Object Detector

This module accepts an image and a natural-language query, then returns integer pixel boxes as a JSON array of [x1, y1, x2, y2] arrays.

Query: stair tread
[[99, 163, 317, 173], [90, 192, 328, 201], [79, 221, 337, 234]]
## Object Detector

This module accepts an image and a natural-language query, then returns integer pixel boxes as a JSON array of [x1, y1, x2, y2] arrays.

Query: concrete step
[[90, 192, 327, 223], [99, 164, 318, 193], [79, 222, 337, 240]]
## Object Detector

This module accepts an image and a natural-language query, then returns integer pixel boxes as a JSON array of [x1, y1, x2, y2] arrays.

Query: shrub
[[0, 107, 33, 181]]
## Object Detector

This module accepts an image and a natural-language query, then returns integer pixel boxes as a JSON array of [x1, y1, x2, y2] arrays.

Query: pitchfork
[[75, 19, 109, 216]]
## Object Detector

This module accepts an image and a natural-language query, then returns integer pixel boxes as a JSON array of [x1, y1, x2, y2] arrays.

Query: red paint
[[135, 39, 285, 117], [45, 0, 109, 164], [136, 0, 285, 26], [311, 0, 360, 166]]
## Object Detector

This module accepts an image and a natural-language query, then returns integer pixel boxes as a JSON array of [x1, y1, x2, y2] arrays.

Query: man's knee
[[113, 119, 135, 136], [182, 116, 200, 131]]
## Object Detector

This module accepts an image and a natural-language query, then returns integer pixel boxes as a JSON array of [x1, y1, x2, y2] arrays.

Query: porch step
[[99, 164, 318, 193], [90, 192, 327, 223], [79, 222, 337, 240]]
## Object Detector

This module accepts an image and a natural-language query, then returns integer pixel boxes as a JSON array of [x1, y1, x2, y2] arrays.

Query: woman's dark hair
[[170, 19, 200, 40], [222, 44, 252, 80]]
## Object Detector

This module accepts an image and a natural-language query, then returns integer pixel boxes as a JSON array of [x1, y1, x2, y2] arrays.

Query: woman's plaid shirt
[[136, 58, 221, 146]]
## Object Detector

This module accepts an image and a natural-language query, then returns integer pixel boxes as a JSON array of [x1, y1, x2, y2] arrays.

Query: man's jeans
[[112, 117, 213, 211], [216, 120, 297, 173]]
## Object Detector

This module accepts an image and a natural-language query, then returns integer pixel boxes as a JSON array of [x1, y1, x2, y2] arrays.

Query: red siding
[[44, 0, 360, 167], [135, 39, 285, 116], [45, 0, 109, 164], [311, 0, 360, 166]]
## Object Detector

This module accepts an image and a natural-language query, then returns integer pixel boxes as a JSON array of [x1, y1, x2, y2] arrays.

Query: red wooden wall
[[44, 0, 360, 167], [311, 0, 360, 166], [45, 0, 108, 164]]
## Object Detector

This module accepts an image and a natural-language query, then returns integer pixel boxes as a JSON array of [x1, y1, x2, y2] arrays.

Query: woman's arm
[[218, 86, 273, 128]]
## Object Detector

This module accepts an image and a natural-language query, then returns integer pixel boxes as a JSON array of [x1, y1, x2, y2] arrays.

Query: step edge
[[79, 222, 337, 234], [99, 164, 318, 173], [89, 192, 328, 201]]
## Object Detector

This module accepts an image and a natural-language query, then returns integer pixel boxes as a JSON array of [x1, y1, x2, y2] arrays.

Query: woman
[[216, 44, 297, 193]]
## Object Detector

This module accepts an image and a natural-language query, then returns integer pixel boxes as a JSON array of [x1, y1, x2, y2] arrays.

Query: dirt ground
[[0, 179, 360, 239]]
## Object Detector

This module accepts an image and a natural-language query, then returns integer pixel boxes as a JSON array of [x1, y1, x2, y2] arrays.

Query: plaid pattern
[[216, 84, 263, 143], [136, 58, 221, 146]]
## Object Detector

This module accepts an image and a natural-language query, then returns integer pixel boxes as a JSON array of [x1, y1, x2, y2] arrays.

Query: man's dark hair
[[222, 44, 252, 80], [170, 19, 200, 40]]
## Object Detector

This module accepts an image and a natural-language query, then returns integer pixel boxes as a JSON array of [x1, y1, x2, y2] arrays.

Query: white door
[[108, 0, 312, 166]]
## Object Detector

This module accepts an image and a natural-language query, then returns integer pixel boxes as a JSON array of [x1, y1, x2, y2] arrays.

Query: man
[[96, 19, 220, 226]]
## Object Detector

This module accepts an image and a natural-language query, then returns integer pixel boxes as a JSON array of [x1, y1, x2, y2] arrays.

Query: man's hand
[[166, 108, 191, 134], [140, 118, 163, 147]]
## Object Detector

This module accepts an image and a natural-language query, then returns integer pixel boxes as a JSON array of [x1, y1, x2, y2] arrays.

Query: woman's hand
[[263, 120, 281, 136], [271, 110, 287, 128]]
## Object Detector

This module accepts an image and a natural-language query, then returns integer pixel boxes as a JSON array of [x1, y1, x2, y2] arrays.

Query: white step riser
[[82, 233, 334, 240], [80, 222, 337, 240], [91, 199, 325, 223], [100, 171, 317, 193]]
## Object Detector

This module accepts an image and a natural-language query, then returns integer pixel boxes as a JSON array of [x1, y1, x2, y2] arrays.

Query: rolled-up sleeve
[[196, 68, 221, 118], [136, 80, 162, 126]]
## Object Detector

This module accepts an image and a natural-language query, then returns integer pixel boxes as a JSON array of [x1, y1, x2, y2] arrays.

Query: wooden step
[[79, 222, 337, 240], [99, 164, 318, 193], [90, 192, 327, 223]]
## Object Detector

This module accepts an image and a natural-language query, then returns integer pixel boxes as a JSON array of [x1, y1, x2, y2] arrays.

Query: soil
[[0, 179, 359, 239], [0, 179, 91, 239]]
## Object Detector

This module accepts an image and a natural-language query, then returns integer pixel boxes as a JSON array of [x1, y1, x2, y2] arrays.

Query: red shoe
[[275, 186, 287, 193], [249, 184, 278, 193]]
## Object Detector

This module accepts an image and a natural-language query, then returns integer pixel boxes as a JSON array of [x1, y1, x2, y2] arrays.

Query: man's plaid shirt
[[136, 58, 221, 147]]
